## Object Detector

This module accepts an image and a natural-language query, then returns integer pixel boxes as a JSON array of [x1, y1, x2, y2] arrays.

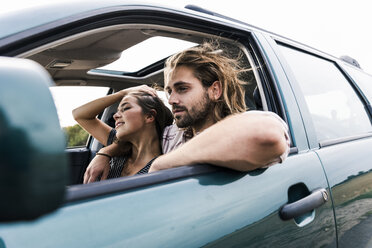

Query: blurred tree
[[63, 124, 89, 147]]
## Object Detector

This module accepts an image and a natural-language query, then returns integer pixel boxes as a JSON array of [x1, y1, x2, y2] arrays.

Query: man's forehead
[[165, 66, 196, 88]]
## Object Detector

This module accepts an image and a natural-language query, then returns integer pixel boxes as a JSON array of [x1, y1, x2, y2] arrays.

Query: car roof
[[0, 1, 319, 53], [0, 1, 188, 40]]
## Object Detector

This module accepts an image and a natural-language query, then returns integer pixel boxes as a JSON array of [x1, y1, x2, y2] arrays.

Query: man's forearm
[[83, 143, 123, 183], [150, 111, 290, 172], [99, 142, 123, 157]]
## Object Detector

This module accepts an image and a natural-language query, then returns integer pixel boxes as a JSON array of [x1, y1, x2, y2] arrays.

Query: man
[[84, 42, 290, 183]]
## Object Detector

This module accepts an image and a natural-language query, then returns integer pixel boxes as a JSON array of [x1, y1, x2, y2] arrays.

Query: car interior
[[19, 24, 263, 185]]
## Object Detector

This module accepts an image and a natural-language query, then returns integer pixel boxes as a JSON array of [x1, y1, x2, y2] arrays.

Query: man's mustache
[[172, 105, 187, 113]]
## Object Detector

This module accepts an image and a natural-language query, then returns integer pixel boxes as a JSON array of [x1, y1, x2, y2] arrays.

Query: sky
[[3, 0, 372, 126]]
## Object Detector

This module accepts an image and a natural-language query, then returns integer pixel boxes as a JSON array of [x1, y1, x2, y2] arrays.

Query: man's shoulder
[[163, 124, 181, 136]]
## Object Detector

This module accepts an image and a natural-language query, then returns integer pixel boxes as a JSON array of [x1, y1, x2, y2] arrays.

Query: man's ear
[[145, 110, 156, 123], [208, 81, 222, 101]]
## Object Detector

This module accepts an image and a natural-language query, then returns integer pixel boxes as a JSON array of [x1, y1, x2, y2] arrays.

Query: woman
[[73, 86, 173, 179]]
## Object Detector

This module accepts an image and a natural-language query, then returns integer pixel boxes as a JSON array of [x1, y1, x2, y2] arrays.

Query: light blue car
[[0, 2, 371, 247]]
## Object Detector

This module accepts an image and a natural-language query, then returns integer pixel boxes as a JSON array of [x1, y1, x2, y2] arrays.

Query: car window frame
[[274, 40, 372, 148]]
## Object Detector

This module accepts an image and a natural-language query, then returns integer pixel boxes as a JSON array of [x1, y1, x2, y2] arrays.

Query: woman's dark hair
[[128, 91, 173, 139]]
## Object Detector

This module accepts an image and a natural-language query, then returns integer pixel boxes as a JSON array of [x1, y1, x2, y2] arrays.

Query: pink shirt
[[161, 124, 189, 154]]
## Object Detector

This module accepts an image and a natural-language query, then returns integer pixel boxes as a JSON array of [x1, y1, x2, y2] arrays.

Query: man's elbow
[[268, 131, 288, 158], [244, 117, 288, 167], [257, 127, 288, 164]]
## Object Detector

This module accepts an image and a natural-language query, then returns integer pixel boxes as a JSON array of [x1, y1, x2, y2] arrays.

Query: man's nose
[[168, 92, 179, 105]]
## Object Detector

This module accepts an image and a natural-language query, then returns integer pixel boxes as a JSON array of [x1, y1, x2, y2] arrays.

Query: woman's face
[[113, 96, 147, 140]]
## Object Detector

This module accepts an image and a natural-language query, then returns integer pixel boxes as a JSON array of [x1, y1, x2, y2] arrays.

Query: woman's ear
[[145, 110, 157, 123], [208, 81, 222, 101]]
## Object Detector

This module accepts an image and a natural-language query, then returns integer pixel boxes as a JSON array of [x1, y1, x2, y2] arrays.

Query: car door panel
[[316, 138, 372, 247], [0, 152, 335, 248], [66, 147, 91, 185], [203, 152, 336, 248]]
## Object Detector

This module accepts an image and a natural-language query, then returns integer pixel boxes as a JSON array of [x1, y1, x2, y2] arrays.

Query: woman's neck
[[127, 128, 161, 164]]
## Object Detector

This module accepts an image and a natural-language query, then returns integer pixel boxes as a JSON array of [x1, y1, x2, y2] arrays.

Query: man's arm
[[149, 111, 290, 172], [83, 143, 122, 184]]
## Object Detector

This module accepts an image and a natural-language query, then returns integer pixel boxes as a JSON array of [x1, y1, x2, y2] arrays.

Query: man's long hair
[[164, 42, 247, 122]]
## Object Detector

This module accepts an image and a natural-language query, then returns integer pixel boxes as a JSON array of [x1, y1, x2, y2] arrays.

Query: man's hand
[[148, 151, 188, 173], [83, 155, 110, 184], [148, 155, 167, 173]]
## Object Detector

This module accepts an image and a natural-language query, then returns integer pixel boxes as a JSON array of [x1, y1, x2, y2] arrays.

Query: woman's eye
[[178, 87, 187, 92]]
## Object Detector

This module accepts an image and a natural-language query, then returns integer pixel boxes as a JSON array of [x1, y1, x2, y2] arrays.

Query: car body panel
[[269, 31, 372, 247], [0, 152, 335, 247], [253, 32, 309, 152], [264, 35, 320, 150], [0, 2, 172, 39], [316, 138, 372, 247]]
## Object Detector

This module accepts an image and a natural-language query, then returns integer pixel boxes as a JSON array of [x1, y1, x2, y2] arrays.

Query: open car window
[[21, 22, 271, 189]]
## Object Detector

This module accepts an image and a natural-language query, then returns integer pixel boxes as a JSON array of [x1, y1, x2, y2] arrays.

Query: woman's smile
[[115, 121, 125, 129]]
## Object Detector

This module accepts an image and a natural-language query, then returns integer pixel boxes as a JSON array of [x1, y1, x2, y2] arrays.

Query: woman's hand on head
[[121, 85, 157, 97]]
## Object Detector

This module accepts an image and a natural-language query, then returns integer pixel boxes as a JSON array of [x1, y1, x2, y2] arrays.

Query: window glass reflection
[[278, 45, 372, 141]]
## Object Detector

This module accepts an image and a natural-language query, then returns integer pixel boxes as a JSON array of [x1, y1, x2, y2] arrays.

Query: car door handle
[[279, 188, 329, 221]]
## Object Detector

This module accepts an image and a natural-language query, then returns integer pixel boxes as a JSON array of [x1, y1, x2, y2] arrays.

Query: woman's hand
[[121, 85, 157, 97]]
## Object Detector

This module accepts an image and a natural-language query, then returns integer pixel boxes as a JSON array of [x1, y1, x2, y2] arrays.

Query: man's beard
[[173, 92, 213, 129]]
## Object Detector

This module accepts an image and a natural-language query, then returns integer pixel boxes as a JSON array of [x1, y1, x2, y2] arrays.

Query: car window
[[50, 86, 110, 147], [342, 64, 372, 104], [24, 22, 262, 185], [278, 44, 372, 142]]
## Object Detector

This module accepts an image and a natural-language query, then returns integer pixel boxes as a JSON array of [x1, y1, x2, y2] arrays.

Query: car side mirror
[[0, 57, 68, 222]]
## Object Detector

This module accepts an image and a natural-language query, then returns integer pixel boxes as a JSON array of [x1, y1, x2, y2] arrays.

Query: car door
[[273, 38, 372, 247], [0, 4, 337, 248]]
